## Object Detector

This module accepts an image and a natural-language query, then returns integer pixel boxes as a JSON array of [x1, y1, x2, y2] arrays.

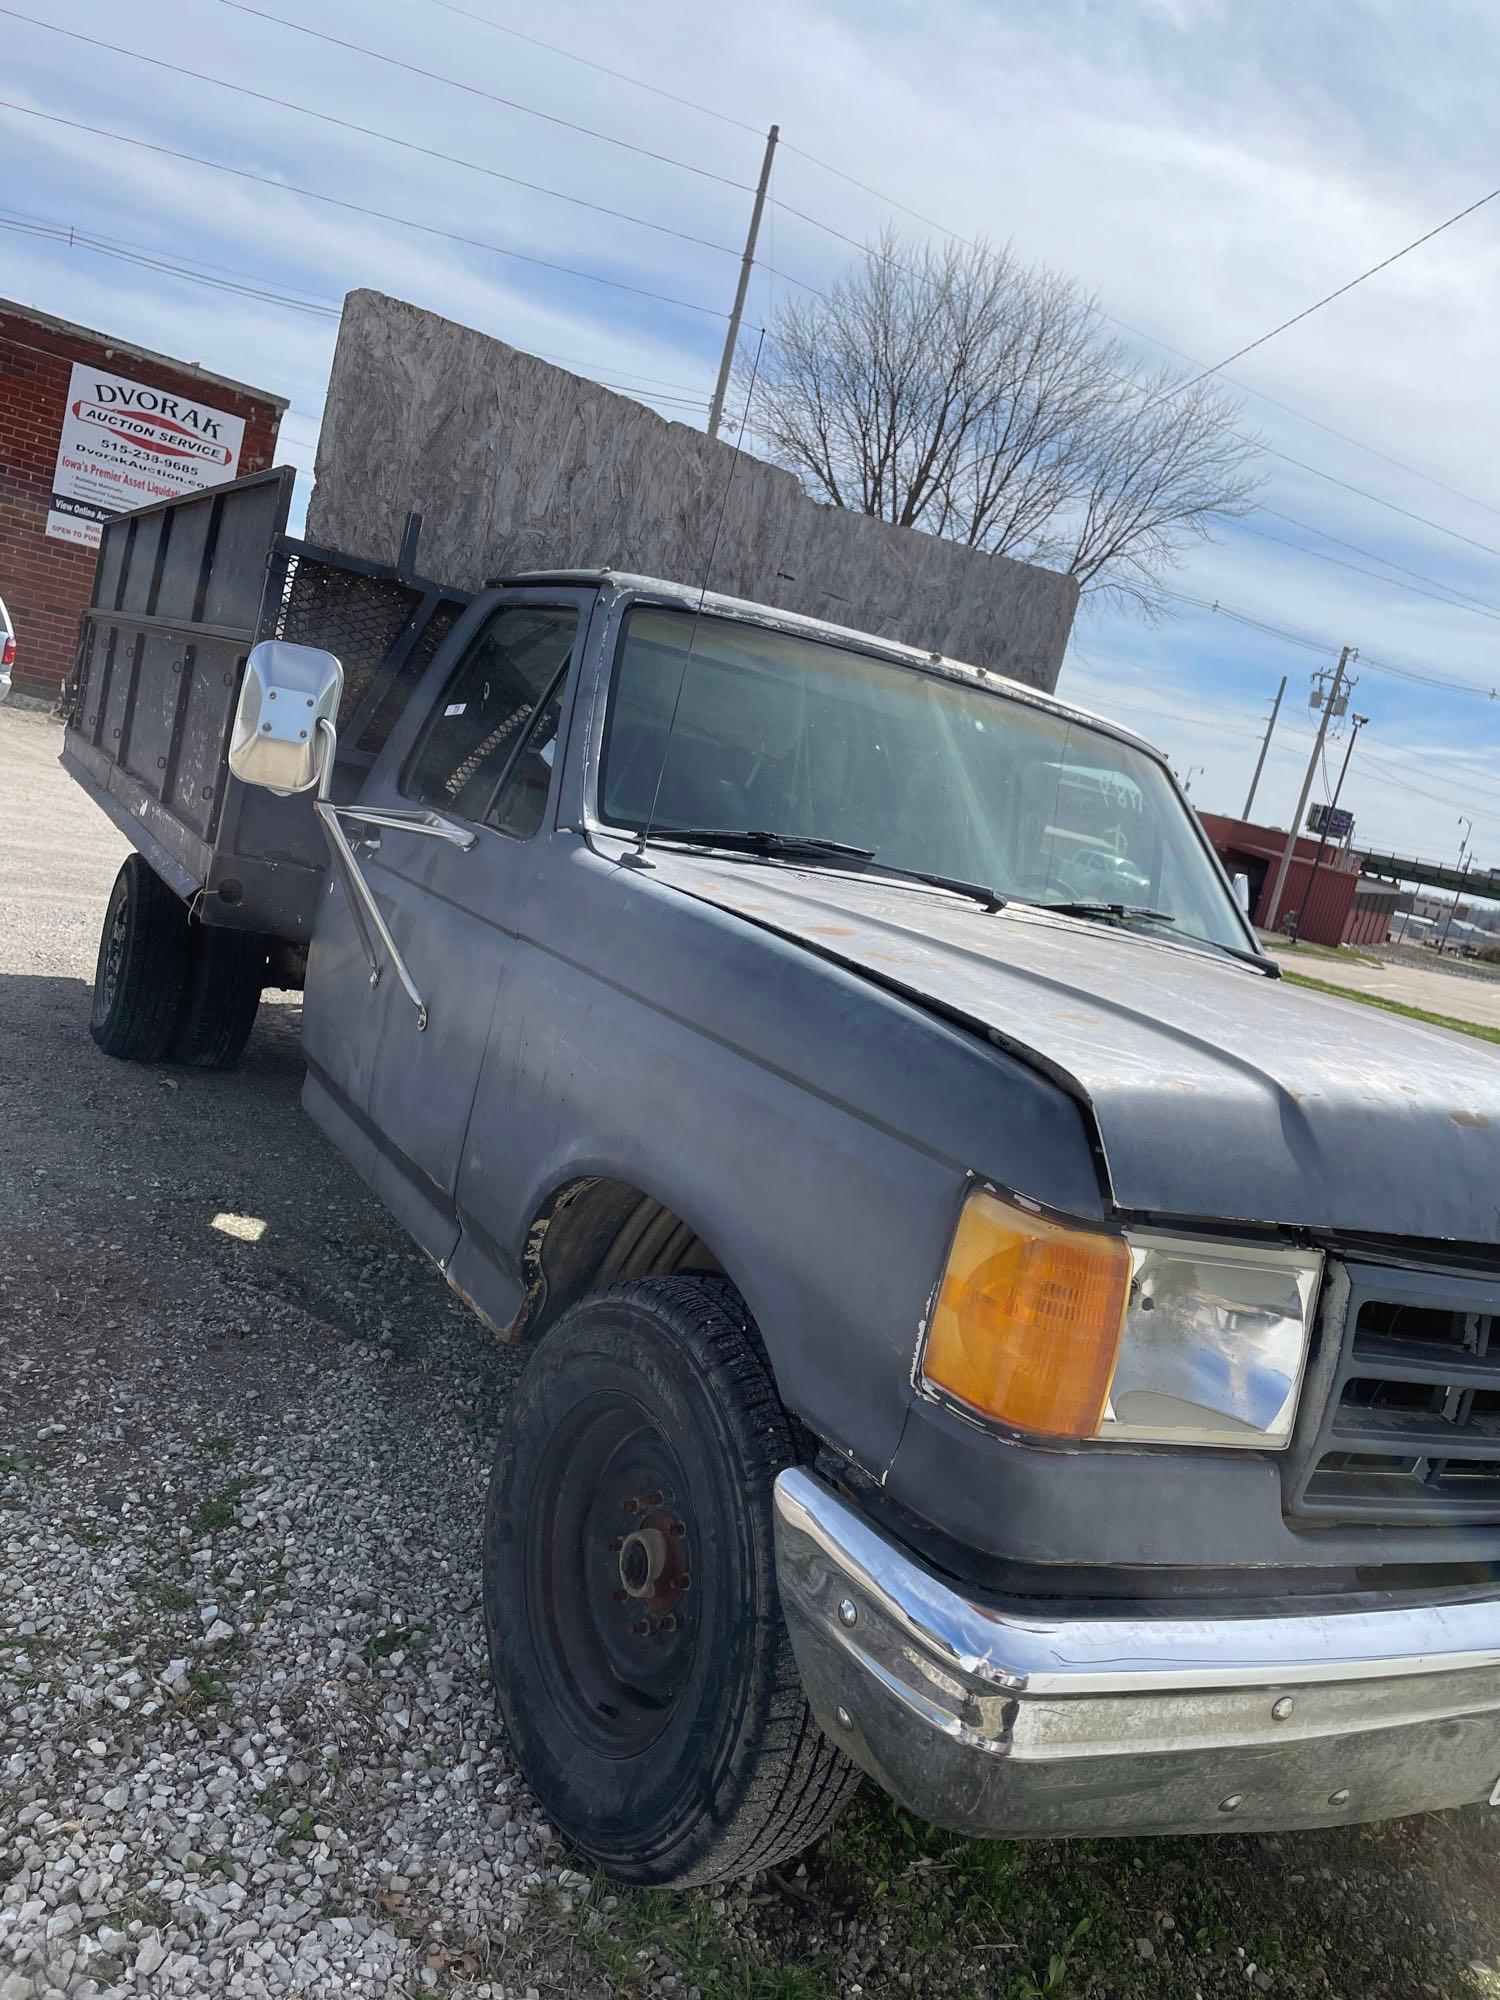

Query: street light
[[1181, 764, 1204, 796]]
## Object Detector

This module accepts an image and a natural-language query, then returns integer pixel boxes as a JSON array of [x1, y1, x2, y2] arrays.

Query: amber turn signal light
[[921, 1189, 1132, 1440]]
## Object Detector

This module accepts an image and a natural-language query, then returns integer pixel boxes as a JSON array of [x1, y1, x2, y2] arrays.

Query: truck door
[[300, 589, 591, 1266]]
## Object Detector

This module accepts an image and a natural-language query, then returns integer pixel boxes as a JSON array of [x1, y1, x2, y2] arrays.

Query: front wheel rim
[[523, 1394, 697, 1760]]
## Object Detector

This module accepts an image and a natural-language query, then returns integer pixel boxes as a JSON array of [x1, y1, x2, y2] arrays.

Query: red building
[[0, 298, 286, 700], [1199, 811, 1403, 948]]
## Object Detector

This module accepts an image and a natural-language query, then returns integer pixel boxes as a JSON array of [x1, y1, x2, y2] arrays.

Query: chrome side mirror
[[228, 641, 343, 795], [1232, 871, 1252, 914]]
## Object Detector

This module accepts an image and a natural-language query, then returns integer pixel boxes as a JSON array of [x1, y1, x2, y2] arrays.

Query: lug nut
[[836, 1706, 852, 1729], [1271, 1697, 1294, 1721], [1218, 1794, 1243, 1813], [838, 1599, 858, 1628], [1328, 1788, 1350, 1807]]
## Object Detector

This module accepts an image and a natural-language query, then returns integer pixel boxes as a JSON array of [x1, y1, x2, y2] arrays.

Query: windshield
[[599, 608, 1249, 954]]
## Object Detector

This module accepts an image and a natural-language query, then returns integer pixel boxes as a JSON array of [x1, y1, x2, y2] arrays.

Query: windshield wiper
[[643, 827, 874, 861], [846, 856, 1007, 913], [1033, 900, 1176, 924], [642, 828, 1006, 913], [1028, 899, 1281, 976]]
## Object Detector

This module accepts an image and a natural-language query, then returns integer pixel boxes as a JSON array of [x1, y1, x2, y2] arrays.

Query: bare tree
[[742, 231, 1261, 614]]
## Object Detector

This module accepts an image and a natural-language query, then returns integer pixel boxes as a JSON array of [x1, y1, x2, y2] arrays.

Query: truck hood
[[654, 849, 1500, 1243]]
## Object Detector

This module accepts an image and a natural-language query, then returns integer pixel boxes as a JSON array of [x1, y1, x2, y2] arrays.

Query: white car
[[0, 594, 14, 697]]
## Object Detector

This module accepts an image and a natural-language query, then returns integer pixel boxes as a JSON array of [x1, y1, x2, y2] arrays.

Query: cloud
[[6, 0, 1497, 879]]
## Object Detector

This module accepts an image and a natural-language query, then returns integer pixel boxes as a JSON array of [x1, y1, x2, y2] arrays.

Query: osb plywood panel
[[307, 292, 1078, 690]]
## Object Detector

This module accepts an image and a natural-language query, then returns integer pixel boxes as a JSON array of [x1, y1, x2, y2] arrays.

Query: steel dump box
[[62, 465, 468, 941]]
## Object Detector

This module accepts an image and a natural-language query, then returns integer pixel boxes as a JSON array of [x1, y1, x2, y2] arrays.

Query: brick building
[[0, 298, 286, 700], [1198, 810, 1404, 948]]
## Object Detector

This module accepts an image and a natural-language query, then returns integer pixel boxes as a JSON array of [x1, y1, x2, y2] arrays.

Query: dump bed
[[62, 466, 469, 941]]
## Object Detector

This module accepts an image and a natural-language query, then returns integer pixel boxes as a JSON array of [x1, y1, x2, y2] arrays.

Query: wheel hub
[[618, 1525, 666, 1597], [527, 1398, 698, 1755]]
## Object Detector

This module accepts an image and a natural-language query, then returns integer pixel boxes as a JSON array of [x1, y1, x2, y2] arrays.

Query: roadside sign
[[1308, 802, 1354, 840], [46, 362, 246, 549]]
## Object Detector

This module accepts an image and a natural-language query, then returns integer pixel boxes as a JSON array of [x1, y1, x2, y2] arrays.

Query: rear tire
[[483, 1277, 861, 1887], [89, 856, 188, 1062], [168, 924, 266, 1069]]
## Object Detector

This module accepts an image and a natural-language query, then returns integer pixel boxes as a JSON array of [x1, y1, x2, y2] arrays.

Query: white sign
[[46, 362, 247, 549]]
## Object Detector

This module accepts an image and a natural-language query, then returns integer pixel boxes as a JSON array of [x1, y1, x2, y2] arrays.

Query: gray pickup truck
[[63, 467, 1500, 1889]]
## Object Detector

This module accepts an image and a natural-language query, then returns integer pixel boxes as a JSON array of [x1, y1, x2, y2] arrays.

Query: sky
[[5, 0, 1499, 877]]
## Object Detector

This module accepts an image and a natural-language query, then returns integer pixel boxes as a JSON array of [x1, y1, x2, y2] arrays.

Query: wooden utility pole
[[1289, 711, 1367, 944], [1264, 648, 1355, 932], [1242, 675, 1287, 820], [707, 125, 779, 442], [1439, 817, 1475, 953]]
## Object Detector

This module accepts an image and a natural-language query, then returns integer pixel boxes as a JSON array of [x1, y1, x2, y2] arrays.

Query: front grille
[[1289, 1261, 1500, 1524]]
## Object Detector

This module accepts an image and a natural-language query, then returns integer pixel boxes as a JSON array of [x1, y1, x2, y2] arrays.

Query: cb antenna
[[634, 327, 767, 864]]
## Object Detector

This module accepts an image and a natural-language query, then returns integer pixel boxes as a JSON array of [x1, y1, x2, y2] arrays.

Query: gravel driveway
[[0, 707, 589, 1995], [8, 702, 1500, 2000]]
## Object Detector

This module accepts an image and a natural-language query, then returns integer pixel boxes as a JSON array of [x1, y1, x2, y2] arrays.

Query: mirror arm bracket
[[310, 718, 431, 1031]]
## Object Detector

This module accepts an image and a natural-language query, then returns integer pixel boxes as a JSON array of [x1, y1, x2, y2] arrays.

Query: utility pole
[[1439, 816, 1475, 954], [1264, 648, 1356, 933], [707, 124, 779, 442], [1289, 711, 1367, 944], [1243, 675, 1287, 821]]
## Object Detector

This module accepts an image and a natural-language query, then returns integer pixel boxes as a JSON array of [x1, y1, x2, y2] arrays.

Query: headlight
[[921, 1188, 1322, 1448]]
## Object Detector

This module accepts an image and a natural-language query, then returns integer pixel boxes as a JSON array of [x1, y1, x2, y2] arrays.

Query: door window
[[488, 678, 566, 839], [401, 605, 577, 821]]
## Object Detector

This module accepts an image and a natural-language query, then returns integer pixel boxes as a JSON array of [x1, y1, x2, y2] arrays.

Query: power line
[[0, 100, 736, 320], [1235, 520, 1500, 625], [1087, 301, 1500, 523], [1257, 507, 1500, 621], [3, 10, 744, 261], [6, 204, 724, 403], [1160, 187, 1500, 399], [424, 0, 764, 137], [0, 215, 345, 317], [760, 183, 1500, 570], [1147, 586, 1500, 698], [0, 203, 346, 307], [219, 0, 754, 191], [383, 0, 1500, 561]]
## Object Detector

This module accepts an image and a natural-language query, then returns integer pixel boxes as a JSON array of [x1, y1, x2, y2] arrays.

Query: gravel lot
[[7, 701, 1500, 2000]]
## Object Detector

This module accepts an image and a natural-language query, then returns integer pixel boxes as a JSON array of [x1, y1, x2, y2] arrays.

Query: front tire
[[89, 856, 188, 1062], [484, 1278, 860, 1886]]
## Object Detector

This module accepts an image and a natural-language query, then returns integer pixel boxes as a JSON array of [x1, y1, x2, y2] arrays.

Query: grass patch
[[185, 1664, 230, 1706], [801, 1792, 1498, 2000], [577, 1881, 830, 2000], [115, 1890, 174, 1930], [0, 1450, 37, 1476], [275, 1807, 318, 1858], [363, 1622, 433, 1669], [1261, 934, 1382, 968], [197, 1434, 238, 1458], [134, 1578, 197, 1612], [188, 1476, 260, 1536], [1281, 969, 1500, 1044]]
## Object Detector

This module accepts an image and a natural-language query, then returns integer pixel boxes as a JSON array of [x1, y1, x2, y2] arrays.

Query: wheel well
[[511, 1177, 727, 1343]]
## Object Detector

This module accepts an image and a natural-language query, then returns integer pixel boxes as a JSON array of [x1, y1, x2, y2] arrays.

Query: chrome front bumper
[[773, 1467, 1500, 1839]]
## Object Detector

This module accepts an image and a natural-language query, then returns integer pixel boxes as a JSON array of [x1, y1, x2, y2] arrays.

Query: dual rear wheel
[[90, 855, 266, 1069]]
